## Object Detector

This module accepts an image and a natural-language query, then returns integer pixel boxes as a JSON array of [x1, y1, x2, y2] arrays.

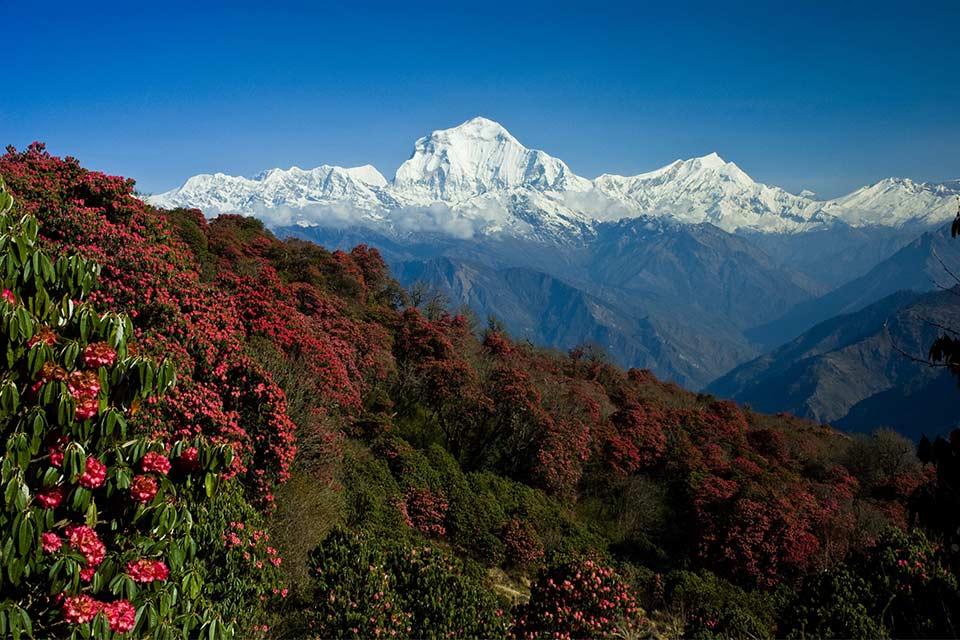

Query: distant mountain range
[[147, 117, 960, 433], [150, 116, 959, 238], [749, 225, 960, 348]]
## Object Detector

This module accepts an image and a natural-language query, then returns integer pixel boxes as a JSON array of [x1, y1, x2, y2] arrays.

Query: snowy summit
[[149, 117, 960, 240]]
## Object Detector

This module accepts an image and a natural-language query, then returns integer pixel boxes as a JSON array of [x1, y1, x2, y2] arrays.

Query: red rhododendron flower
[[78, 457, 107, 489], [30, 361, 67, 398], [27, 326, 57, 348], [67, 370, 100, 400], [75, 396, 99, 420], [127, 558, 170, 583], [36, 486, 63, 509], [65, 524, 106, 567], [83, 341, 117, 369], [129, 474, 158, 504], [141, 451, 171, 476], [103, 600, 136, 633], [63, 594, 102, 624], [80, 566, 96, 582], [41, 532, 62, 552], [1, 288, 15, 305]]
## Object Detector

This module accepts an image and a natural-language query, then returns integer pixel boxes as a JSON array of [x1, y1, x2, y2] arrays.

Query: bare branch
[[884, 320, 950, 368], [931, 247, 960, 288]]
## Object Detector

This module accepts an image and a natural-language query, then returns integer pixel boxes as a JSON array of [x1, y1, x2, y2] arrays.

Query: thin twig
[[884, 320, 949, 368], [931, 247, 960, 287]]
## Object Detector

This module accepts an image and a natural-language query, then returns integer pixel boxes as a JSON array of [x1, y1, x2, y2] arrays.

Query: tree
[[0, 179, 238, 638]]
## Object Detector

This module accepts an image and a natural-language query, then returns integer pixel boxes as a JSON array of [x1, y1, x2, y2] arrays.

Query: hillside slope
[[749, 224, 960, 349], [710, 288, 960, 438], [2, 143, 951, 640]]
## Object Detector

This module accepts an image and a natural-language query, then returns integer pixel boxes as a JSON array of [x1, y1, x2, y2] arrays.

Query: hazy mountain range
[[148, 117, 960, 433]]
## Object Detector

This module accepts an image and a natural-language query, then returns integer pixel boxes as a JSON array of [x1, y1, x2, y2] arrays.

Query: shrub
[[0, 181, 236, 638], [339, 443, 406, 540], [512, 558, 649, 639], [782, 527, 960, 639], [189, 482, 286, 638], [302, 528, 508, 639], [384, 543, 510, 639], [659, 570, 778, 640], [302, 528, 410, 639], [501, 518, 544, 569]]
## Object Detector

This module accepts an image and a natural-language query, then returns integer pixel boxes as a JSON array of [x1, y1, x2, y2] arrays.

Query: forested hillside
[[1, 143, 959, 639]]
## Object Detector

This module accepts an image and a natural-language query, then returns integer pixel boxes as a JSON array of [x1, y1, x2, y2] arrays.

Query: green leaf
[[204, 473, 215, 498]]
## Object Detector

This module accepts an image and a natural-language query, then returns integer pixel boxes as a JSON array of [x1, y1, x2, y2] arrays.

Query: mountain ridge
[[708, 287, 960, 438], [148, 116, 960, 238]]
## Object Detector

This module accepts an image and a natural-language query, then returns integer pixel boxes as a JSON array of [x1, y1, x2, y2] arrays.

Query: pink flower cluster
[[67, 370, 101, 420], [35, 485, 63, 509], [63, 595, 135, 633], [64, 524, 106, 582], [127, 558, 170, 583], [82, 341, 117, 368], [41, 531, 62, 552], [141, 451, 171, 475], [78, 456, 106, 489], [177, 445, 200, 471]]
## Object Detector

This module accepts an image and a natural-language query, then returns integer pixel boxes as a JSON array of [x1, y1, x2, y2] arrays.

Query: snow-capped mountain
[[591, 153, 827, 233], [393, 116, 592, 200], [148, 116, 959, 240], [153, 164, 396, 221], [820, 177, 959, 228]]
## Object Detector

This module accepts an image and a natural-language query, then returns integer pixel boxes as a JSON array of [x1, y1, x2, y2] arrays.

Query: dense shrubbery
[[0, 180, 236, 638], [2, 144, 957, 639], [513, 559, 650, 639], [783, 528, 960, 639], [294, 528, 508, 639]]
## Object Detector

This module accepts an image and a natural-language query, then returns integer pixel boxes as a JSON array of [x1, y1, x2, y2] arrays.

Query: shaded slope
[[709, 288, 960, 438], [749, 224, 960, 349]]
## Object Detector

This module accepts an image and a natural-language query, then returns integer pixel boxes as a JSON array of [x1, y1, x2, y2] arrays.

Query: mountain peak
[[694, 151, 727, 169], [450, 116, 515, 140], [393, 117, 589, 200], [149, 120, 960, 238]]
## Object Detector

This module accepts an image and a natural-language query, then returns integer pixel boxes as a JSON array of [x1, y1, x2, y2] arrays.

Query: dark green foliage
[[300, 528, 409, 639], [384, 544, 509, 639], [297, 528, 508, 640], [782, 528, 960, 639], [784, 566, 886, 640], [189, 482, 284, 636], [657, 570, 779, 640], [339, 443, 406, 540]]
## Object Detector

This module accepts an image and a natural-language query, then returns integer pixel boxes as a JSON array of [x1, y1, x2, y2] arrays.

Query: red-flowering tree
[[603, 403, 670, 476], [0, 181, 237, 638], [0, 145, 298, 507]]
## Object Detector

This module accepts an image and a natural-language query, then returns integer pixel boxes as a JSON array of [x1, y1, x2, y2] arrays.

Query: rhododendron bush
[[0, 145, 297, 506], [293, 528, 508, 639], [0, 181, 235, 639], [512, 559, 650, 640]]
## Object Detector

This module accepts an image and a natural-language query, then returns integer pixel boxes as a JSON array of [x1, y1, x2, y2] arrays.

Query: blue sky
[[3, 0, 958, 197]]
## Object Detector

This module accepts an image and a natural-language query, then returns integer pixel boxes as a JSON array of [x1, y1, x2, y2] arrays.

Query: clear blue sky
[[3, 0, 958, 198]]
